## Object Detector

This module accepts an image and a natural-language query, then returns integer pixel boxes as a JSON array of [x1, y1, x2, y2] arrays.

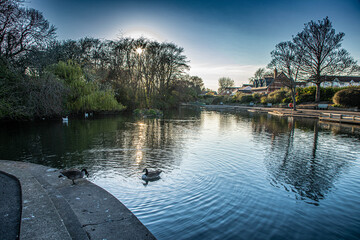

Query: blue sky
[[25, 0, 360, 90]]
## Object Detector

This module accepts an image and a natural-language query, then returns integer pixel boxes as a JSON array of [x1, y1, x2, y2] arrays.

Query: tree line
[[0, 0, 204, 120]]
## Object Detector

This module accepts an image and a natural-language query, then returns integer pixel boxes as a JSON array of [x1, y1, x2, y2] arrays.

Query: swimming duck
[[59, 168, 89, 185], [142, 168, 162, 181]]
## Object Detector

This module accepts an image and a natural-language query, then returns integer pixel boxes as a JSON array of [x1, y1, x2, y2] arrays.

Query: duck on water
[[142, 168, 162, 181]]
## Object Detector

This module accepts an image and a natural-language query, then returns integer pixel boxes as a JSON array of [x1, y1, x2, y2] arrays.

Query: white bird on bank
[[62, 116, 68, 122]]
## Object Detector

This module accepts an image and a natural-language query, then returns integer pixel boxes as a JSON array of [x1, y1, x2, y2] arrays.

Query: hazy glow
[[123, 28, 163, 41], [136, 47, 143, 54], [190, 64, 264, 90]]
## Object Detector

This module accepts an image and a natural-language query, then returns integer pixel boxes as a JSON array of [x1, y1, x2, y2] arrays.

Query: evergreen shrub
[[332, 88, 360, 108]]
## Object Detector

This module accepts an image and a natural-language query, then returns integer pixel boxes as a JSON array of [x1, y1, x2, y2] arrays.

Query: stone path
[[0, 160, 156, 240], [0, 171, 21, 240]]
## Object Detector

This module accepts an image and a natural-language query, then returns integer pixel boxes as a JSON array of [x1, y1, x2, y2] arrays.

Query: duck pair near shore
[[59, 167, 161, 184]]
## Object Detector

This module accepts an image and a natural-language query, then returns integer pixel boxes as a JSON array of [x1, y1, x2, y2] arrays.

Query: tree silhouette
[[293, 17, 358, 102], [0, 0, 56, 61]]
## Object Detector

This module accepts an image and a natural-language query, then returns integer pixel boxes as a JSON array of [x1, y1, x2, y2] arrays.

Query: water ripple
[[1, 110, 360, 240]]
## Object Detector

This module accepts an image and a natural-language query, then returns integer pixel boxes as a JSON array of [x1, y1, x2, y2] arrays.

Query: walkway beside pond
[[202, 104, 360, 125], [0, 160, 156, 240], [0, 171, 21, 239]]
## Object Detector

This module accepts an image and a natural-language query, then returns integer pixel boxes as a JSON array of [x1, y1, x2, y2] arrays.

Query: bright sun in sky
[[136, 47, 143, 54]]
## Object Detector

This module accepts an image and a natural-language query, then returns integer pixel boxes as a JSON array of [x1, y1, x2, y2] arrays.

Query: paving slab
[[0, 161, 72, 240], [0, 171, 21, 240]]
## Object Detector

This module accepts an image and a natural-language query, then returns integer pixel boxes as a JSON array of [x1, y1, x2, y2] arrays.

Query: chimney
[[274, 68, 278, 79]]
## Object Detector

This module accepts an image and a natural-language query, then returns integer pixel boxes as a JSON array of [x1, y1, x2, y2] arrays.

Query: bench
[[317, 104, 328, 110]]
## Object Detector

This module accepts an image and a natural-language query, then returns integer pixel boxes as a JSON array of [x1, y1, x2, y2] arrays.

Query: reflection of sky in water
[[0, 109, 360, 240]]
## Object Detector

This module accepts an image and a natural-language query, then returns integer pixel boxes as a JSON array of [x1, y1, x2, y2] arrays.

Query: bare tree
[[268, 41, 301, 110], [0, 0, 56, 60], [293, 17, 358, 102], [103, 38, 190, 108], [254, 68, 266, 79], [249, 67, 273, 86]]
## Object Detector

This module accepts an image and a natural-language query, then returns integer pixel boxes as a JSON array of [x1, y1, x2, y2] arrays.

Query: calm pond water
[[1, 108, 360, 240]]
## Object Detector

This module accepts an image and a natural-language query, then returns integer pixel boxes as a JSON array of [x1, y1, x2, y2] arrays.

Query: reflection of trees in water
[[0, 110, 201, 175], [319, 122, 360, 140], [0, 117, 130, 168], [251, 113, 290, 137], [218, 112, 240, 131], [252, 114, 352, 205]]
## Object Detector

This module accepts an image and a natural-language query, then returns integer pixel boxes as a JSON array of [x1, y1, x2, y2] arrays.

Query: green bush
[[254, 86, 349, 105], [261, 89, 291, 104], [233, 93, 253, 103], [296, 92, 314, 103], [282, 97, 292, 103], [73, 89, 125, 112], [260, 96, 267, 104], [200, 96, 215, 105], [133, 108, 163, 118], [49, 61, 125, 113], [46, 60, 83, 85], [251, 93, 262, 103], [296, 87, 315, 103], [332, 88, 360, 108], [321, 87, 341, 101], [296, 86, 343, 103], [212, 96, 225, 105]]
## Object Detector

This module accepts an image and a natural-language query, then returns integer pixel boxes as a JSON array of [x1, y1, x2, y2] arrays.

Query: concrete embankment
[[0, 160, 156, 240], [0, 170, 21, 239], [201, 104, 360, 124]]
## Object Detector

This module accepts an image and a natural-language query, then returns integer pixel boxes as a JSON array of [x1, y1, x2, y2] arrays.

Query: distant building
[[296, 82, 307, 88], [219, 87, 242, 96], [306, 76, 360, 87], [237, 85, 252, 94], [251, 69, 290, 94], [199, 90, 217, 96]]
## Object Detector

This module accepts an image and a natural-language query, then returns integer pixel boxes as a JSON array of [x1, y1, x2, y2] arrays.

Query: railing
[[321, 113, 360, 121]]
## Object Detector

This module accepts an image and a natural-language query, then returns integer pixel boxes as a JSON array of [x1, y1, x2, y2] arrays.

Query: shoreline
[[198, 104, 360, 125], [0, 160, 156, 240]]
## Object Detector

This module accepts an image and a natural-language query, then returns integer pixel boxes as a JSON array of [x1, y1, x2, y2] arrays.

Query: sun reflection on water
[[135, 121, 146, 165]]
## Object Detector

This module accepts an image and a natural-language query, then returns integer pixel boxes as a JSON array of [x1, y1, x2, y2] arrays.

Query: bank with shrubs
[[201, 86, 360, 109]]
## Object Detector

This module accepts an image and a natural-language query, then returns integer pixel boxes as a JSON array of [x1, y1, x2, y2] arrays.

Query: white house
[[306, 76, 360, 87]]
